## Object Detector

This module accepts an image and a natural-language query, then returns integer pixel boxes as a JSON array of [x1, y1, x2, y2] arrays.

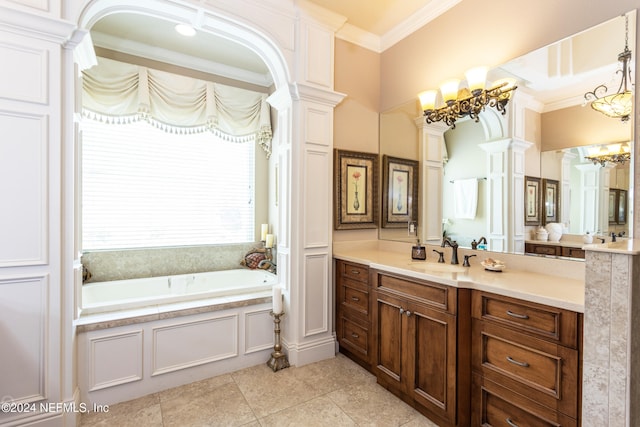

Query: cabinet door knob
[[399, 307, 405, 315], [506, 417, 519, 427], [506, 356, 530, 368], [405, 311, 411, 317], [506, 310, 529, 320]]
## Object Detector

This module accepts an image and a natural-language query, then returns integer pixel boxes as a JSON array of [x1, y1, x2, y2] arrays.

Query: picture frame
[[381, 155, 419, 228], [334, 149, 379, 230], [542, 178, 559, 224], [524, 176, 542, 225], [617, 189, 627, 224], [609, 189, 618, 225]]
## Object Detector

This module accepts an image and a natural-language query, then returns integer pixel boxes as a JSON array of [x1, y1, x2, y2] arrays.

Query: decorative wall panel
[[0, 111, 47, 266], [152, 315, 238, 375], [302, 25, 332, 88], [0, 276, 47, 401], [304, 149, 329, 247], [304, 253, 328, 337], [0, 39, 48, 104], [244, 309, 273, 353], [89, 330, 143, 391], [304, 106, 330, 146]]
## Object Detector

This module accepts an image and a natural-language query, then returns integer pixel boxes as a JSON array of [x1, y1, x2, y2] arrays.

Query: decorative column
[[416, 119, 449, 244], [583, 244, 640, 426], [479, 139, 533, 253]]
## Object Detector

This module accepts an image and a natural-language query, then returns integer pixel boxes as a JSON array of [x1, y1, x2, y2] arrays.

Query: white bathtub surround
[[81, 269, 278, 315], [582, 240, 640, 427]]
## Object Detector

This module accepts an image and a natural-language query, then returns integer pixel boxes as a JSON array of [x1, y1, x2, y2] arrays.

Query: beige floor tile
[[161, 381, 256, 427], [327, 381, 419, 427], [232, 363, 323, 419], [157, 373, 235, 403], [292, 354, 376, 394], [258, 395, 357, 427], [80, 403, 163, 427], [80, 394, 160, 426]]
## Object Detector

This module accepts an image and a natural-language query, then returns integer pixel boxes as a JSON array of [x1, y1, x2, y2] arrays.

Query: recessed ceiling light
[[175, 23, 196, 37]]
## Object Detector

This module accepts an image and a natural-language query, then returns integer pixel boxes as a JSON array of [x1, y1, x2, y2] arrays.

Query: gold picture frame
[[334, 149, 379, 230], [525, 176, 542, 225], [381, 155, 419, 228]]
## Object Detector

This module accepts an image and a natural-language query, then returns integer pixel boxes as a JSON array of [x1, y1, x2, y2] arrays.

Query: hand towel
[[454, 178, 478, 219]]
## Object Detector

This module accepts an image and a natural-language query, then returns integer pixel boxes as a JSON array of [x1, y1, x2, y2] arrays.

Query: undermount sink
[[406, 262, 467, 274]]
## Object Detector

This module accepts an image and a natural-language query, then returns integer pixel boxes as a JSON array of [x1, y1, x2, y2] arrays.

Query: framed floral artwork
[[524, 176, 541, 225], [381, 155, 419, 228], [542, 178, 559, 224], [334, 149, 379, 229]]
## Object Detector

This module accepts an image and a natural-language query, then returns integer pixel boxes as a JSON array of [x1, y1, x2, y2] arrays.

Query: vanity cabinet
[[335, 260, 372, 369], [471, 291, 582, 426], [371, 270, 470, 427]]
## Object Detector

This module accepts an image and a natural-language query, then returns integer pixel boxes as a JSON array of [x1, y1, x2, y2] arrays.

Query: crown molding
[[335, 23, 381, 52]]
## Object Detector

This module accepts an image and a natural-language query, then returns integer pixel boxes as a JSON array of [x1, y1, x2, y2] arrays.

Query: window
[[82, 119, 255, 250]]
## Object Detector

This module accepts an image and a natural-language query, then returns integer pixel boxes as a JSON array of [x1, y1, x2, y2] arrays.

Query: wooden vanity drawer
[[337, 316, 370, 359], [473, 321, 579, 418], [373, 271, 455, 313], [339, 282, 369, 316], [339, 261, 368, 283], [472, 374, 577, 427], [472, 291, 579, 348]]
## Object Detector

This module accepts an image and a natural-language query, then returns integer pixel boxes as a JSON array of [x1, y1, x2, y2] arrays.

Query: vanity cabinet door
[[407, 298, 457, 425], [373, 290, 405, 390]]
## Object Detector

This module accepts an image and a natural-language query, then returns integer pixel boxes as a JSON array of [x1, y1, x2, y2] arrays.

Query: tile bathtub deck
[[80, 353, 439, 427]]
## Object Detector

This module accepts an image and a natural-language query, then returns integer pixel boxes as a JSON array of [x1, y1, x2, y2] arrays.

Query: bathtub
[[81, 269, 278, 315]]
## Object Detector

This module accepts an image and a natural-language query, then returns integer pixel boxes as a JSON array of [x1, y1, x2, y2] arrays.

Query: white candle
[[265, 234, 274, 248], [272, 286, 282, 314], [261, 224, 269, 241]]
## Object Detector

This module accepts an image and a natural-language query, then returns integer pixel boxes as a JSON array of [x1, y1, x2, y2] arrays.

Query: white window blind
[[82, 118, 255, 250]]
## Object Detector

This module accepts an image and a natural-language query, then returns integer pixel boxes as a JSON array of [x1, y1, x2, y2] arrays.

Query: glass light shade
[[586, 146, 601, 156], [418, 90, 438, 111], [591, 91, 633, 120], [607, 143, 622, 154], [175, 23, 196, 37], [465, 66, 488, 94], [440, 79, 460, 103]]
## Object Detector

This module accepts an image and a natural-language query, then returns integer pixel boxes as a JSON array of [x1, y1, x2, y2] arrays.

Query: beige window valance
[[82, 56, 273, 157]]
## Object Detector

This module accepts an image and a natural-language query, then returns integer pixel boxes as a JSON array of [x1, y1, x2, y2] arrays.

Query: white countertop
[[334, 243, 585, 313]]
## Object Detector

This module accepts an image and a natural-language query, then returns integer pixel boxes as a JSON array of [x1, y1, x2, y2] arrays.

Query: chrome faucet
[[258, 259, 277, 274], [441, 237, 460, 265]]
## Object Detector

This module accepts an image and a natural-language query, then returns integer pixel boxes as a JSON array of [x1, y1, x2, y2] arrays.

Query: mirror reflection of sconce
[[584, 142, 631, 166], [418, 66, 517, 129]]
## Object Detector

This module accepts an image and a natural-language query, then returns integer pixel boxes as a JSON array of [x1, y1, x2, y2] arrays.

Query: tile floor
[[80, 353, 440, 426]]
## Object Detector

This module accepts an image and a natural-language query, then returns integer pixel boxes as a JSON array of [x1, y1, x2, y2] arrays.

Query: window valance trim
[[82, 56, 273, 157]]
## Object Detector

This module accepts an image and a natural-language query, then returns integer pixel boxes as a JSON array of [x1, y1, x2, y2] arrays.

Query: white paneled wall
[[0, 3, 77, 426]]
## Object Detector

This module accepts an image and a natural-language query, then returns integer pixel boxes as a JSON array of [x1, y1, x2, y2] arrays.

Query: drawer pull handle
[[506, 356, 529, 368], [351, 296, 360, 301], [506, 418, 519, 427], [350, 270, 360, 275], [351, 332, 359, 338], [506, 310, 529, 320]]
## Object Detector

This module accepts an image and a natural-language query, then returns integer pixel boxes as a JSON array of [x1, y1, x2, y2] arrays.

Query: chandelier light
[[584, 143, 631, 166], [418, 66, 517, 128], [584, 14, 634, 122]]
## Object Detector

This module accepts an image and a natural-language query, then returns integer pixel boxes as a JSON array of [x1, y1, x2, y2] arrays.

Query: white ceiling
[[89, 4, 633, 109]]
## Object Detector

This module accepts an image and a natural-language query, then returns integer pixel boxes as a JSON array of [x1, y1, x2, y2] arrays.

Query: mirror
[[379, 11, 636, 256]]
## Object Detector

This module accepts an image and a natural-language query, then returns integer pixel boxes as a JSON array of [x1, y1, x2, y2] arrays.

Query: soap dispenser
[[412, 240, 426, 260]]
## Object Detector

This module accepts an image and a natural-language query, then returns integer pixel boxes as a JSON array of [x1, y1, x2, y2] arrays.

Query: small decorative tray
[[481, 259, 505, 272]]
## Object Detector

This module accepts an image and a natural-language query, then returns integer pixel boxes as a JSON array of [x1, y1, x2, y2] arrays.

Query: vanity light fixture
[[584, 14, 633, 122], [418, 66, 517, 129], [175, 23, 196, 37], [584, 142, 631, 166]]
